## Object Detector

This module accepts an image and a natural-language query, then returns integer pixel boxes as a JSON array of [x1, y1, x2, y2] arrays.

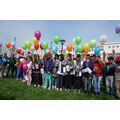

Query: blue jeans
[[16, 68, 22, 80], [56, 75, 63, 89], [45, 73, 52, 88], [84, 76, 92, 92], [105, 76, 114, 94], [93, 75, 102, 94]]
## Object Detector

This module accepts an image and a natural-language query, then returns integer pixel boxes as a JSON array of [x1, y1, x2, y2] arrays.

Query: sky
[[0, 20, 120, 51]]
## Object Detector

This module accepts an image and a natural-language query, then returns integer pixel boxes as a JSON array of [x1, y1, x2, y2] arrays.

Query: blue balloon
[[74, 47, 78, 54], [52, 47, 58, 54], [94, 48, 101, 55]]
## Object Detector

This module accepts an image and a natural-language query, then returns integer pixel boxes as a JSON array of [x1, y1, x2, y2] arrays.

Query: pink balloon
[[35, 31, 41, 40], [11, 42, 16, 48], [23, 64, 28, 71], [22, 60, 27, 65], [21, 51, 24, 56]]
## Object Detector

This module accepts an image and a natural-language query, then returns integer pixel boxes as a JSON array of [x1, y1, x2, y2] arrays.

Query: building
[[89, 41, 120, 55]]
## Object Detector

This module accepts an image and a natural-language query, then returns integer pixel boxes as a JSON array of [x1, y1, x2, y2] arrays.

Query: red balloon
[[40, 43, 43, 50], [16, 48, 21, 54], [35, 31, 41, 40], [34, 44, 39, 50]]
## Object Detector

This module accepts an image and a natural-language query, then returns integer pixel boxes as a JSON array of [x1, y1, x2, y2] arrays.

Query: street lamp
[[60, 39, 65, 54]]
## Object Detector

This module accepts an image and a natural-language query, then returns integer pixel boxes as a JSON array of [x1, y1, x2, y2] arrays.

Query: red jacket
[[93, 60, 104, 76], [18, 61, 22, 68]]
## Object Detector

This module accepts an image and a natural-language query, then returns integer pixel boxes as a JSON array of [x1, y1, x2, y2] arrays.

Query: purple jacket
[[44, 59, 53, 73]]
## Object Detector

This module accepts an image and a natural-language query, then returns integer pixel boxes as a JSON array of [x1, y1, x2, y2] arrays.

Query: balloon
[[20, 51, 24, 56], [0, 42, 2, 47], [33, 37, 39, 45], [115, 24, 120, 34], [84, 49, 89, 55], [64, 50, 69, 56], [20, 58, 24, 62], [89, 39, 96, 48], [72, 38, 76, 45], [83, 43, 90, 50], [34, 44, 39, 50], [11, 42, 16, 48], [52, 46, 58, 54], [77, 45, 83, 53], [31, 46, 35, 52], [40, 43, 43, 50], [22, 60, 27, 65], [6, 42, 11, 48], [94, 48, 101, 55], [23, 64, 28, 71], [25, 41, 32, 49], [39, 53, 42, 58], [42, 42, 48, 50], [22, 44, 27, 50], [75, 36, 82, 45], [67, 43, 73, 52], [54, 36, 59, 44], [35, 31, 41, 40], [16, 48, 21, 54], [99, 35, 107, 45]]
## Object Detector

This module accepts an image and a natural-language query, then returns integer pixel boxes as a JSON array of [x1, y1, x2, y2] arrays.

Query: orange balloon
[[6, 42, 11, 48], [67, 44, 73, 52], [84, 49, 89, 55]]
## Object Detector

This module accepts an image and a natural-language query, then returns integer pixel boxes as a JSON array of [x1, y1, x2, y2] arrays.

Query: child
[[104, 56, 115, 95], [74, 54, 83, 93], [31, 56, 41, 87], [52, 54, 59, 89], [44, 53, 53, 90], [56, 54, 65, 91], [115, 56, 120, 98], [16, 57, 23, 80], [83, 54, 93, 93]]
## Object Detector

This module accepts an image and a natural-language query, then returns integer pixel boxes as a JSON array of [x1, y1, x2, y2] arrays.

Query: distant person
[[104, 56, 115, 95], [83, 54, 93, 93], [115, 56, 120, 98], [74, 54, 83, 93], [93, 55, 104, 95]]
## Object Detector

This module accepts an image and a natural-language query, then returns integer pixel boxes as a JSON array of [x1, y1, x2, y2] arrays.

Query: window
[[112, 46, 115, 48], [116, 45, 119, 48], [108, 46, 111, 48]]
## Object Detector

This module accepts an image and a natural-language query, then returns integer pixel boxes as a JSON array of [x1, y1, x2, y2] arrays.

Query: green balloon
[[77, 45, 83, 53], [75, 36, 82, 45], [22, 44, 26, 50], [54, 36, 59, 44], [89, 39, 96, 48], [42, 42, 48, 50]]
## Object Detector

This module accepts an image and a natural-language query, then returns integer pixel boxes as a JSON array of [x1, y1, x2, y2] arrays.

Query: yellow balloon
[[39, 53, 42, 57], [64, 50, 69, 56], [83, 43, 90, 50], [33, 37, 39, 45]]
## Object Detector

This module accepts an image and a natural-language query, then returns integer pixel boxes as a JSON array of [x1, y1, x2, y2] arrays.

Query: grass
[[0, 78, 118, 100]]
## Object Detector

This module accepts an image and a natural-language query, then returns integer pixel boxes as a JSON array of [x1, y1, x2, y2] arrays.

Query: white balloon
[[72, 38, 76, 45], [99, 35, 107, 45]]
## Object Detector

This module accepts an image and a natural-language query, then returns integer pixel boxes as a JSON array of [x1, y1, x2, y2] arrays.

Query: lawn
[[0, 78, 118, 100]]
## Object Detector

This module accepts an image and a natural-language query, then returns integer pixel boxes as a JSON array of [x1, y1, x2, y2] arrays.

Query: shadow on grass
[[0, 95, 15, 100]]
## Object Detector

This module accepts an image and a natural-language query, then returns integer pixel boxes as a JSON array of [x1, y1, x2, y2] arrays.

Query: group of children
[[0, 51, 120, 98]]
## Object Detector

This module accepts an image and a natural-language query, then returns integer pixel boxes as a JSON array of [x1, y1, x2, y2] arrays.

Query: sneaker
[[78, 90, 81, 93], [38, 85, 40, 87], [48, 87, 51, 90], [34, 84, 36, 87], [60, 88, 63, 91]]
